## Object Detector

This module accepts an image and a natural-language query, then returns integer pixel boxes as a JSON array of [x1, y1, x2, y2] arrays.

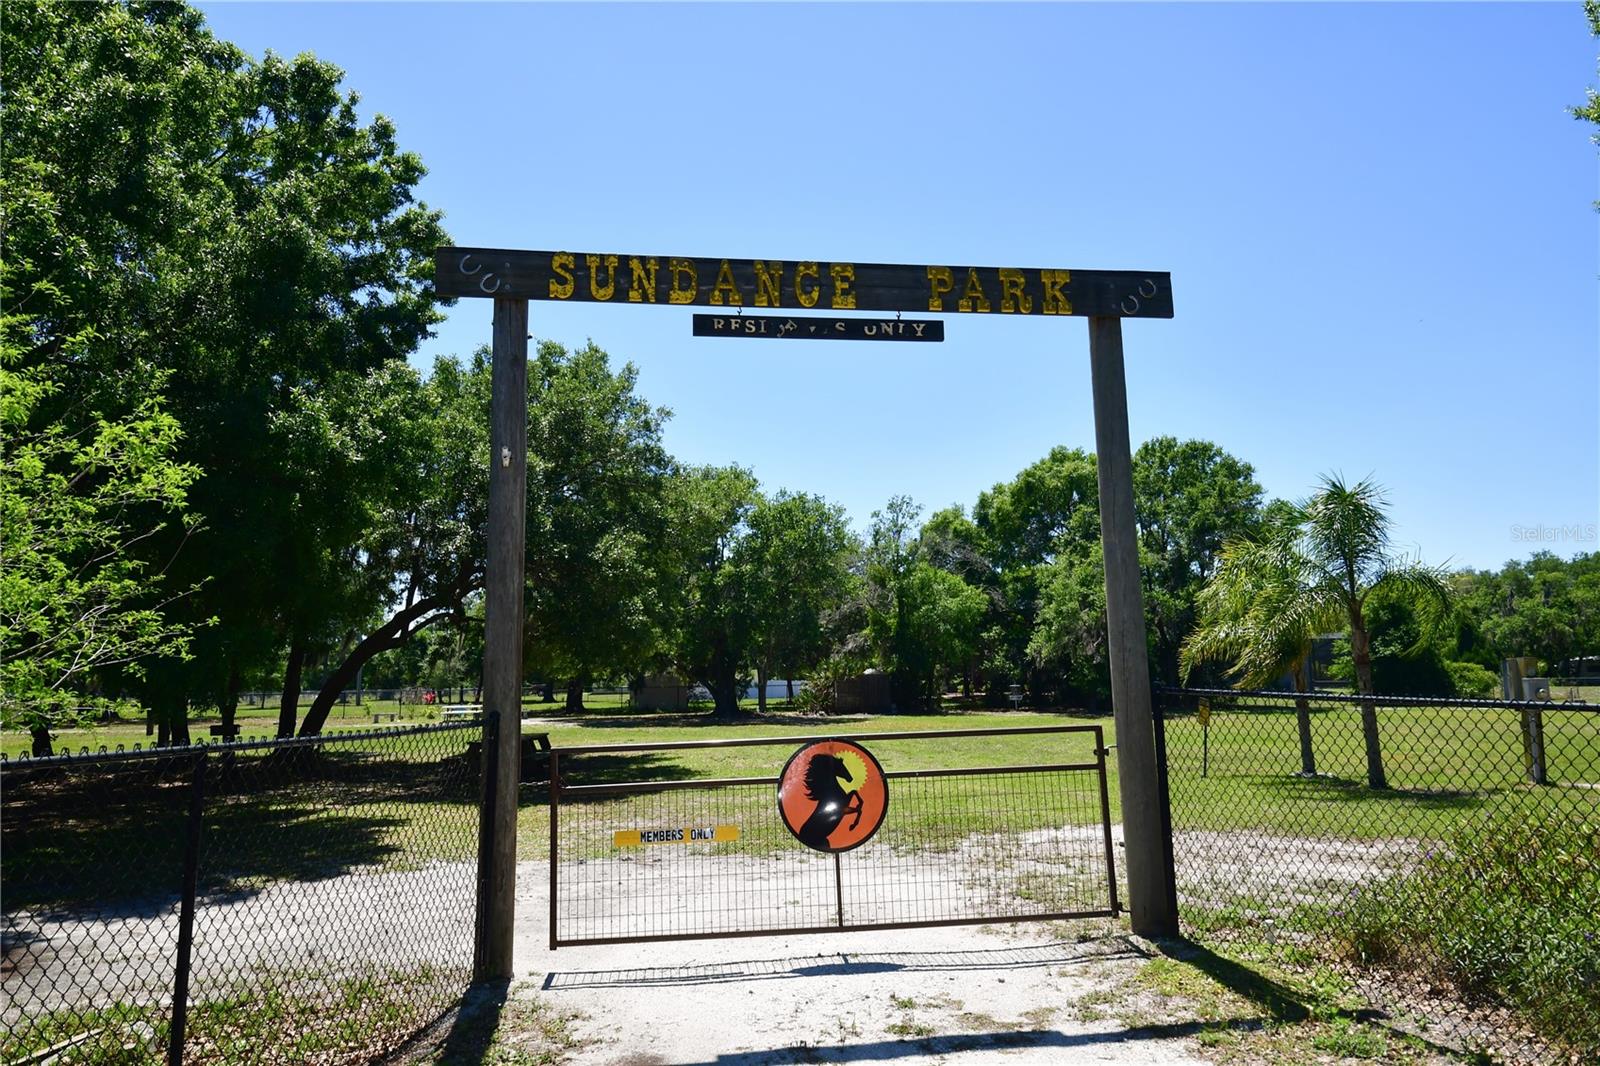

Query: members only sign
[[435, 249, 1173, 319]]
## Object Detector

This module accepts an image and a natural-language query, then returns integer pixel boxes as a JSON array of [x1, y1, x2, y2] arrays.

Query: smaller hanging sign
[[693, 314, 944, 342]]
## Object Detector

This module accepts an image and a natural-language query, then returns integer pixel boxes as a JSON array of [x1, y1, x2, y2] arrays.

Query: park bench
[[371, 710, 399, 723]]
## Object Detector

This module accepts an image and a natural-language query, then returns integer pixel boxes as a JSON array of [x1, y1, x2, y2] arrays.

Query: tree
[[1452, 553, 1600, 673], [0, 334, 204, 755], [970, 448, 1101, 703], [521, 342, 674, 713], [3, 1, 447, 741], [1577, 1, 1600, 210], [292, 359, 484, 736], [897, 564, 987, 706], [668, 466, 762, 718], [1182, 475, 1450, 789], [1133, 437, 1264, 684], [736, 492, 856, 713], [1181, 504, 1321, 775]]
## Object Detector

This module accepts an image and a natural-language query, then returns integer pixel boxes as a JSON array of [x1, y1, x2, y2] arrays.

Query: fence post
[[473, 710, 501, 979], [169, 751, 206, 1066], [1150, 689, 1180, 926]]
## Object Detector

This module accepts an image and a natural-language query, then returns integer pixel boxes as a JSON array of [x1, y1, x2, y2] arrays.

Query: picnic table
[[441, 704, 482, 721]]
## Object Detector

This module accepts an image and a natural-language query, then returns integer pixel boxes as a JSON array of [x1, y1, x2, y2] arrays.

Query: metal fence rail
[[1, 722, 483, 1065], [548, 726, 1119, 947], [1157, 687, 1600, 1064]]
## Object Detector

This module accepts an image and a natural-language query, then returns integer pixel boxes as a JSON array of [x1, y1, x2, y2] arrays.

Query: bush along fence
[[1157, 687, 1600, 1064], [0, 722, 484, 1065]]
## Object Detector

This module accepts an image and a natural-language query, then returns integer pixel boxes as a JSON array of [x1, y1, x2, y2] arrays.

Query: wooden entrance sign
[[443, 246, 1181, 979], [435, 248, 1173, 319]]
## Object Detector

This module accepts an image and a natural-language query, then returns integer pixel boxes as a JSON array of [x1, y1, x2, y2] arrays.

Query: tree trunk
[[757, 665, 768, 715], [299, 589, 464, 736], [1293, 659, 1316, 776], [710, 662, 741, 719], [786, 677, 794, 702], [30, 724, 53, 757], [1350, 621, 1387, 789], [169, 695, 191, 745], [278, 636, 306, 738], [565, 676, 585, 713], [221, 663, 241, 734]]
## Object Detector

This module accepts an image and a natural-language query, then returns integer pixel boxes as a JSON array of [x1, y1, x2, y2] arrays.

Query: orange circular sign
[[777, 740, 888, 853]]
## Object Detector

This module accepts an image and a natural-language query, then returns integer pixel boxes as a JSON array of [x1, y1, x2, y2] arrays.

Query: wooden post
[[475, 297, 528, 981], [1088, 315, 1179, 938]]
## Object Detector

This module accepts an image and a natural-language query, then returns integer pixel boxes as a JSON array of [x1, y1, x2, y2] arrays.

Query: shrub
[[1329, 818, 1600, 1059], [1444, 660, 1499, 698]]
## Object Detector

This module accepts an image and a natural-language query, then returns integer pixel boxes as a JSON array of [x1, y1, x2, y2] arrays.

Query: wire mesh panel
[[1158, 688, 1600, 1064], [1, 722, 482, 1065], [550, 726, 1118, 946]]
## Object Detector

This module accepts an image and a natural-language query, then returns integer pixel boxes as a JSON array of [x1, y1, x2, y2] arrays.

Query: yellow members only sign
[[435, 248, 1173, 319], [612, 825, 741, 847]]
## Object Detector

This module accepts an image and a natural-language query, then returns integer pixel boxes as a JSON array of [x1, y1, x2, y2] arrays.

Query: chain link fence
[[1, 722, 483, 1064], [1158, 687, 1600, 1064]]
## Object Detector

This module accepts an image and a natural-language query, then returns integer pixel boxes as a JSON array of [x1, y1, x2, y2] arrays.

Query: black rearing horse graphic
[[797, 750, 869, 850]]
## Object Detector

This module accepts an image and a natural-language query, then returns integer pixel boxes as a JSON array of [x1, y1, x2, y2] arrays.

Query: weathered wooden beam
[[435, 247, 1173, 319], [1088, 315, 1179, 938], [475, 297, 528, 981]]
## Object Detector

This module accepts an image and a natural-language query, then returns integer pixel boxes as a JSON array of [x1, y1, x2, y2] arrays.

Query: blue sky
[[199, 2, 1598, 571]]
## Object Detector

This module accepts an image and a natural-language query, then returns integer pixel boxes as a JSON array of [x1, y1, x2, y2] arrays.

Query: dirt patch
[[518, 855, 1222, 1065]]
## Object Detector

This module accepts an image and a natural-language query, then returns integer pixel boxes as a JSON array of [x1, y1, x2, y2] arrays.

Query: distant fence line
[[1, 721, 484, 1064]]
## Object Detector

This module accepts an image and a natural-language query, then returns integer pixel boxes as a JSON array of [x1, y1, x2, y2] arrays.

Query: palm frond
[[1302, 473, 1389, 590], [1369, 559, 1454, 654]]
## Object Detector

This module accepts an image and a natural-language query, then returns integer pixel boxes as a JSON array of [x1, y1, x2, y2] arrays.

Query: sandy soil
[[515, 860, 1213, 1066], [6, 826, 1432, 1063]]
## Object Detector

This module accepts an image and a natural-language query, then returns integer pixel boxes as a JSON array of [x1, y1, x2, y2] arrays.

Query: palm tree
[[1182, 520, 1321, 776], [1182, 476, 1450, 789]]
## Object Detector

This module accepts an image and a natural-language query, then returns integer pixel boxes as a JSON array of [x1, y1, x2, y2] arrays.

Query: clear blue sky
[[199, 2, 1598, 571]]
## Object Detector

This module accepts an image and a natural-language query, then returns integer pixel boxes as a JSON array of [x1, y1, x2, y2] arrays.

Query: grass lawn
[[8, 699, 1596, 897], [1163, 700, 1600, 841]]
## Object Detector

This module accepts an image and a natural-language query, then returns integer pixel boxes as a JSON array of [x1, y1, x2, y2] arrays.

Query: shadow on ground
[[542, 937, 1151, 990]]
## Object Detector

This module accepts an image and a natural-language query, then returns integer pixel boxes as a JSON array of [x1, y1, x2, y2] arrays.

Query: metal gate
[[546, 725, 1119, 947]]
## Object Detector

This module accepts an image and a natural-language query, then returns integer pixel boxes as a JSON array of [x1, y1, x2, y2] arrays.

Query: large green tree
[[1133, 436, 1264, 684], [522, 342, 675, 712], [3, 1, 447, 741], [668, 466, 763, 718], [737, 491, 856, 713]]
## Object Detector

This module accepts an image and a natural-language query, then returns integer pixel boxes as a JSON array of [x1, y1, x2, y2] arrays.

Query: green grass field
[[9, 697, 1587, 857]]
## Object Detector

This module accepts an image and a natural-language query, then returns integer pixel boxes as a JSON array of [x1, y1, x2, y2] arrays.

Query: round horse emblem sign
[[777, 740, 888, 853]]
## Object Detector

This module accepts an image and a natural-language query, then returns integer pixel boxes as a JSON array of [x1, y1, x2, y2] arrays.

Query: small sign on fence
[[612, 825, 741, 847]]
